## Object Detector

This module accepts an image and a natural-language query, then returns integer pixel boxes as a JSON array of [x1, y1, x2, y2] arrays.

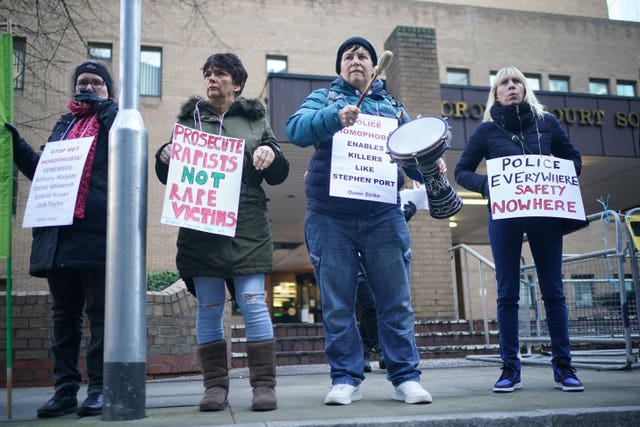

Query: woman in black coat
[[6, 60, 117, 418]]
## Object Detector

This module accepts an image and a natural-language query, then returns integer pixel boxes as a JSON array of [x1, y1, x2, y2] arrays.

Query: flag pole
[[1, 21, 15, 420]]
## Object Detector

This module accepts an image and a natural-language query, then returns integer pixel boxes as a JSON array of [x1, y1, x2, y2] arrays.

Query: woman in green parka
[[155, 53, 289, 412]]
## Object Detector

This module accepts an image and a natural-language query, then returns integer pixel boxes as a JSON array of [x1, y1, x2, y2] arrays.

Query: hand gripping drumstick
[[356, 50, 393, 108]]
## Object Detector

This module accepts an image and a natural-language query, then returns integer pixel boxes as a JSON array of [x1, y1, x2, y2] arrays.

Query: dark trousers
[[488, 216, 571, 364], [47, 268, 105, 394], [357, 276, 379, 355]]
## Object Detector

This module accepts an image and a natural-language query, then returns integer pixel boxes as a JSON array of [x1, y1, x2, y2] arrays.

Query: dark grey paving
[[1, 358, 639, 426]]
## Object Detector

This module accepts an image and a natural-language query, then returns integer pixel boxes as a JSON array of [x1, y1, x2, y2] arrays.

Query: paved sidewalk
[[1, 358, 640, 426]]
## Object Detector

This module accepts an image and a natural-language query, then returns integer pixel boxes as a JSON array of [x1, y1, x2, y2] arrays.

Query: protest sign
[[400, 183, 428, 210], [486, 154, 585, 220], [161, 123, 244, 237], [330, 113, 398, 204], [22, 137, 93, 228]]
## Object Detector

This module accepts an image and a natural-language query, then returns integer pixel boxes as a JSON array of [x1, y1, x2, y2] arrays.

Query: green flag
[[0, 33, 14, 259]]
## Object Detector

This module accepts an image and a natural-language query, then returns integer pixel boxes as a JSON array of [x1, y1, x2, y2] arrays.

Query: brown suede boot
[[247, 339, 277, 411], [197, 340, 229, 411]]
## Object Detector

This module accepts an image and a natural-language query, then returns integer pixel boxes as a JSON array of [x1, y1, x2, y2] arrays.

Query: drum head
[[387, 116, 447, 157]]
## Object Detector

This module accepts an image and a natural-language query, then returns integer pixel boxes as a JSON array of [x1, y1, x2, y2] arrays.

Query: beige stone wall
[[419, 0, 609, 18]]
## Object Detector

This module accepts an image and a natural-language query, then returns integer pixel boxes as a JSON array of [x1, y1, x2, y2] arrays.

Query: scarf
[[66, 100, 100, 219], [490, 102, 534, 133]]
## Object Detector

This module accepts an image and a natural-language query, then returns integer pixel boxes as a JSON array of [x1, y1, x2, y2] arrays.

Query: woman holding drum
[[454, 66, 584, 393], [286, 36, 438, 406]]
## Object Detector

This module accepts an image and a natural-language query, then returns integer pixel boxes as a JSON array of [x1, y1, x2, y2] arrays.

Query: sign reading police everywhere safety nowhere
[[161, 123, 244, 237], [486, 155, 586, 220], [330, 113, 398, 204], [23, 137, 94, 228]]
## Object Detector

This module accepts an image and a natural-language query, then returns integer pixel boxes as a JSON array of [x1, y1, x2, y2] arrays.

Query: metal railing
[[450, 209, 640, 370]]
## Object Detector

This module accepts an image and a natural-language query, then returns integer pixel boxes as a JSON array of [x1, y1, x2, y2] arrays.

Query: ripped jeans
[[193, 275, 274, 345]]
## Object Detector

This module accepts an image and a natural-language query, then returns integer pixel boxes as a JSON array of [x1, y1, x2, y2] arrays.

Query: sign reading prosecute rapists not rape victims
[[330, 113, 399, 204], [161, 123, 245, 237], [486, 154, 586, 221]]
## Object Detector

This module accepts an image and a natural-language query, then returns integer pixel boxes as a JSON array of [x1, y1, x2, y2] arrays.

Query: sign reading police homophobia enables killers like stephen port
[[486, 155, 586, 221], [330, 113, 398, 204], [161, 123, 245, 237]]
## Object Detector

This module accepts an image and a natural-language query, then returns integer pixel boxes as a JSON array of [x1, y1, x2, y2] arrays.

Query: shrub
[[147, 270, 180, 291]]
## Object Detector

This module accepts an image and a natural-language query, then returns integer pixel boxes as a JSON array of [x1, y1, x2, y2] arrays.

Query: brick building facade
[[2, 0, 639, 386]]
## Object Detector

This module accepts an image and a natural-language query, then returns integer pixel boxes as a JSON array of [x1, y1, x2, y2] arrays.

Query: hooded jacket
[[155, 96, 289, 281]]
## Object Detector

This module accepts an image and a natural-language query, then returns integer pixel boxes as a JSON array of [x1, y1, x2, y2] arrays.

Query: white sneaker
[[393, 381, 432, 404], [324, 384, 362, 405]]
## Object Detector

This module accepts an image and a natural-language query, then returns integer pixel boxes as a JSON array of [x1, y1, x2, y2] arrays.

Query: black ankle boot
[[37, 384, 78, 418], [77, 391, 104, 416]]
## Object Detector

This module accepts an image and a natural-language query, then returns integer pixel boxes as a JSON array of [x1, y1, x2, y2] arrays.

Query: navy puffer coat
[[454, 102, 581, 199]]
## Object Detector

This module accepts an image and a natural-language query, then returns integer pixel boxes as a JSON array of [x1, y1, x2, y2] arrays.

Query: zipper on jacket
[[515, 104, 525, 145]]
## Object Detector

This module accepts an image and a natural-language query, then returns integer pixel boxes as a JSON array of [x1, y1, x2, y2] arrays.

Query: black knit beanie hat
[[74, 61, 113, 97], [335, 36, 378, 74]]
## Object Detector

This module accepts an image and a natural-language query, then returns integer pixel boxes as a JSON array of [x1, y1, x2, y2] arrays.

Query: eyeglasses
[[76, 79, 105, 89]]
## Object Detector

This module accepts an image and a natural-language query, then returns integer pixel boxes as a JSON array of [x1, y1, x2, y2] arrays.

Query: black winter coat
[[13, 101, 118, 277]]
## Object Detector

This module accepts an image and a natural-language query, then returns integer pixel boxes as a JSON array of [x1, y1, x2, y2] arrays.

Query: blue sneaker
[[493, 361, 522, 393], [553, 359, 584, 392]]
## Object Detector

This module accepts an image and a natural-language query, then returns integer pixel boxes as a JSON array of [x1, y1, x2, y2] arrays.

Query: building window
[[616, 80, 636, 97], [12, 36, 26, 90], [141, 46, 162, 97], [589, 79, 609, 95], [88, 42, 112, 64], [524, 73, 541, 91], [490, 71, 541, 91], [446, 68, 469, 85], [489, 71, 497, 87], [266, 55, 288, 74], [549, 75, 570, 92]]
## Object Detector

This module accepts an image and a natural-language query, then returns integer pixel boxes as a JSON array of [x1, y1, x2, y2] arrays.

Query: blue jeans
[[194, 274, 274, 344], [489, 216, 571, 364], [305, 208, 421, 387]]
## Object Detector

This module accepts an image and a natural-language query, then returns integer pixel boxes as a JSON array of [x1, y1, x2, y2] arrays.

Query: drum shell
[[386, 116, 462, 219]]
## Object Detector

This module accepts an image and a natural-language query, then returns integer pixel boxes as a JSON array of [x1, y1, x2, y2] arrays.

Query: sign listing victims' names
[[23, 137, 94, 228]]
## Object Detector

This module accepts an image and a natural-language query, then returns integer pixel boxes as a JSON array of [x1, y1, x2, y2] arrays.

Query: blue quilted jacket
[[286, 77, 420, 218]]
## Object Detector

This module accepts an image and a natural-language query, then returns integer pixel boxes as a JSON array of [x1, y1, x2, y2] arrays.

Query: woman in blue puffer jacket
[[286, 36, 435, 406], [455, 66, 584, 394]]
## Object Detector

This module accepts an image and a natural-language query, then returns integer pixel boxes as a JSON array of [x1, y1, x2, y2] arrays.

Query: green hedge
[[147, 270, 180, 291]]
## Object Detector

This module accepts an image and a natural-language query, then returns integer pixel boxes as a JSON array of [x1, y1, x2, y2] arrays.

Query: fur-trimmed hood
[[177, 96, 267, 122]]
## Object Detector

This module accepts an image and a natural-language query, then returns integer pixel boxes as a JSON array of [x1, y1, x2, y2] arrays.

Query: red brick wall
[[0, 282, 201, 388]]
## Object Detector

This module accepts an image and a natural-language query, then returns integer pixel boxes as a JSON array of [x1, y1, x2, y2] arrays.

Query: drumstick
[[356, 50, 393, 108]]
